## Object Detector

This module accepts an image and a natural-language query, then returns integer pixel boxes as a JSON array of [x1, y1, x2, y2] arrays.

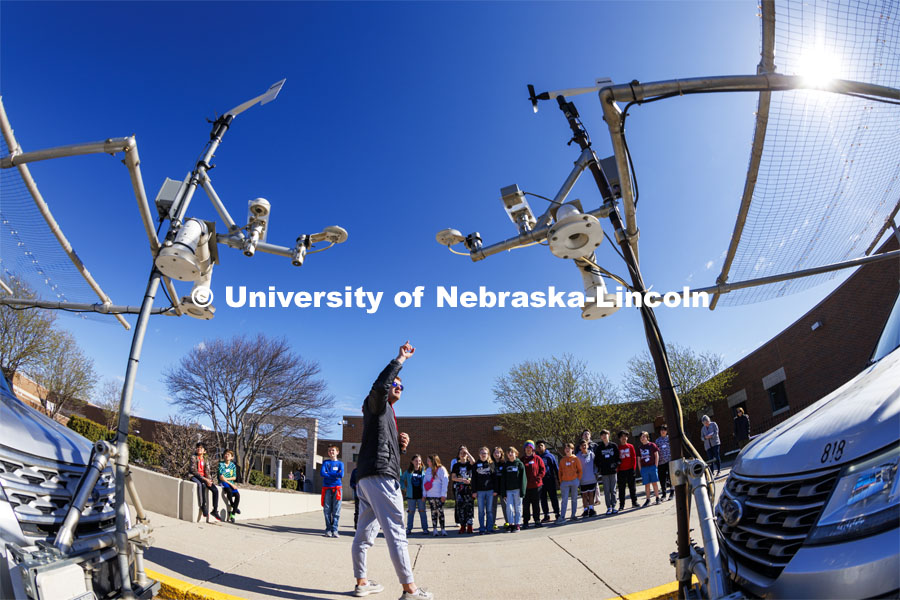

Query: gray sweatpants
[[601, 473, 618, 510], [352, 474, 414, 584]]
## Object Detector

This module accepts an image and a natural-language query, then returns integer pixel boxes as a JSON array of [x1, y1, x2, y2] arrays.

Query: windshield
[[0, 374, 13, 397], [871, 291, 900, 363]]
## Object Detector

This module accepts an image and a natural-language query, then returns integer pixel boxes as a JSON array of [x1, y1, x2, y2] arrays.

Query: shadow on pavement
[[238, 521, 333, 537], [146, 546, 345, 599], [238, 521, 393, 541]]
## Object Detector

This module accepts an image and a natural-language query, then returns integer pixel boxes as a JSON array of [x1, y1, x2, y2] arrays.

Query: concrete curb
[[146, 569, 248, 600], [603, 578, 699, 600]]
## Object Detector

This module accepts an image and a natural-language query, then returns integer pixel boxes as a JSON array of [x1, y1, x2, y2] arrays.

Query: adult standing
[[536, 441, 560, 523], [733, 408, 751, 450], [656, 425, 673, 500], [350, 467, 359, 529], [351, 342, 432, 599], [701, 415, 721, 477]]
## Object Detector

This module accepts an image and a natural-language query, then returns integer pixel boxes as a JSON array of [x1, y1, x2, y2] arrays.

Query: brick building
[[688, 236, 899, 455], [339, 414, 516, 498], [339, 238, 899, 491]]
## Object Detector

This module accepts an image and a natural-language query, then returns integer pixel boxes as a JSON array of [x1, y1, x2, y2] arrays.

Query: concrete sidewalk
[[144, 471, 728, 600]]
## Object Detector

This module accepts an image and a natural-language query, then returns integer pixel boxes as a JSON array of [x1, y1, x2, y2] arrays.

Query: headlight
[[806, 443, 899, 545]]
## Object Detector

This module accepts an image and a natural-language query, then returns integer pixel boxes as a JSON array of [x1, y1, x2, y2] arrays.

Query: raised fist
[[397, 341, 416, 363]]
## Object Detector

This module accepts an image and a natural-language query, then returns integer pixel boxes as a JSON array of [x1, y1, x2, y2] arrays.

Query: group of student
[[392, 426, 675, 535], [192, 427, 675, 538]]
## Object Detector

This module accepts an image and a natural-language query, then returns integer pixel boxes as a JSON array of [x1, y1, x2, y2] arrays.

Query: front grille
[[716, 468, 840, 579], [0, 444, 116, 545]]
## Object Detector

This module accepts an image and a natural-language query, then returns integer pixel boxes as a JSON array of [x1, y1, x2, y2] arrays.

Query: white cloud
[[705, 260, 714, 270]]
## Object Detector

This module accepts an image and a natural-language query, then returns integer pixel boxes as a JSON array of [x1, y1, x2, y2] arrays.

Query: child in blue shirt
[[321, 445, 344, 537], [217, 449, 241, 523]]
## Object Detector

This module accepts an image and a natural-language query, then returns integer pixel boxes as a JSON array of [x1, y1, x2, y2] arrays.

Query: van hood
[[0, 379, 92, 466], [733, 347, 900, 477]]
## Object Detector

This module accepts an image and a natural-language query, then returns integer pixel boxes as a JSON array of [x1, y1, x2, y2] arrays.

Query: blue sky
[[1, 1, 850, 438]]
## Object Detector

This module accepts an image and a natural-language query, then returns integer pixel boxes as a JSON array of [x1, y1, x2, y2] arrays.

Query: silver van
[[715, 292, 900, 598], [0, 375, 155, 599]]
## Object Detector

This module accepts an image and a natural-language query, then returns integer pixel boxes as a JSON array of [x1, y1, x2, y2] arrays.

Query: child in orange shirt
[[557, 443, 582, 523]]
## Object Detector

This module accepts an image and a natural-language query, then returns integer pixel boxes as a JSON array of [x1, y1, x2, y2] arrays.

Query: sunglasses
[[391, 382, 404, 391]]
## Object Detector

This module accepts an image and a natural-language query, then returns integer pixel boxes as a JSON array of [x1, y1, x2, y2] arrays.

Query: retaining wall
[[129, 465, 321, 522]]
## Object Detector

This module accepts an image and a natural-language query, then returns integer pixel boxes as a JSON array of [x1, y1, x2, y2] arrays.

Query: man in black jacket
[[351, 342, 432, 600]]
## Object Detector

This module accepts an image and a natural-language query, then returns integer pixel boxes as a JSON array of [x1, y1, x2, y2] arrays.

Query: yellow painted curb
[[146, 568, 248, 600], [604, 577, 699, 600]]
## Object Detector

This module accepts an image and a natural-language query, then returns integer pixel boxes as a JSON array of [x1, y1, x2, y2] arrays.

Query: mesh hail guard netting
[[0, 133, 115, 322], [717, 0, 900, 306]]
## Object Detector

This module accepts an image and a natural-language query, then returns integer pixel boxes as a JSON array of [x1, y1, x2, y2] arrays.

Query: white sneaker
[[440, 529, 447, 537], [354, 580, 384, 597], [432, 529, 439, 537], [399, 588, 433, 599]]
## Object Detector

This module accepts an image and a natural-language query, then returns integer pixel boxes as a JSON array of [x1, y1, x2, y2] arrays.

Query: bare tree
[[93, 378, 140, 433], [493, 354, 620, 452], [163, 334, 333, 482], [622, 343, 737, 422], [155, 414, 205, 479], [0, 276, 58, 382], [32, 330, 97, 419]]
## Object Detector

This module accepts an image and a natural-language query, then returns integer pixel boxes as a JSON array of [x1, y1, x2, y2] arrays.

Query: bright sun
[[796, 47, 842, 88]]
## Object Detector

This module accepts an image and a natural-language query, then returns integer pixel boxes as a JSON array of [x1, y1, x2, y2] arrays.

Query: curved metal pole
[[0, 98, 131, 330], [596, 72, 900, 263], [711, 0, 776, 310], [113, 267, 162, 598]]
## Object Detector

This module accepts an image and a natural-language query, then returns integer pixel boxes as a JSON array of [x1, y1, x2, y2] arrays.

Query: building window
[[767, 381, 789, 414], [352, 453, 359, 463]]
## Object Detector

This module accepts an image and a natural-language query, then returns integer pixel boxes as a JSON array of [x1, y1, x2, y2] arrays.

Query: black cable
[[523, 191, 562, 206], [2, 303, 174, 316], [153, 216, 178, 311], [603, 230, 627, 263], [620, 100, 642, 209], [159, 277, 175, 309]]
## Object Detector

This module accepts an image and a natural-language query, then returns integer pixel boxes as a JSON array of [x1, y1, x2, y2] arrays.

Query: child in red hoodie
[[521, 440, 546, 528], [617, 431, 639, 510]]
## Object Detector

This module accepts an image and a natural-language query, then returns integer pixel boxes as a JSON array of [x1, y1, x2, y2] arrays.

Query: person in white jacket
[[423, 455, 449, 536]]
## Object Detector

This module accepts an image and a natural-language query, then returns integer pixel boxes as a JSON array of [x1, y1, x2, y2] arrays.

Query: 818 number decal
[[821, 440, 846, 463]]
